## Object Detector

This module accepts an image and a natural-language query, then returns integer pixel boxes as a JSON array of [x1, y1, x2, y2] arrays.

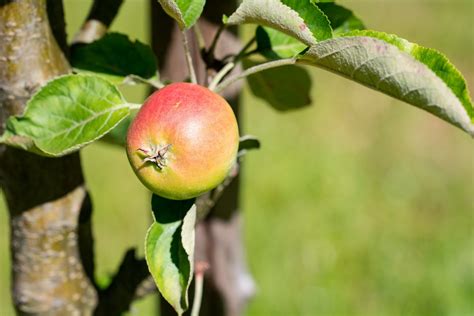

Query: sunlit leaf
[[256, 26, 307, 59], [71, 33, 157, 85], [145, 195, 196, 315], [315, 2, 365, 36], [157, 0, 205, 29], [0, 75, 131, 156], [300, 31, 473, 136], [227, 0, 331, 46]]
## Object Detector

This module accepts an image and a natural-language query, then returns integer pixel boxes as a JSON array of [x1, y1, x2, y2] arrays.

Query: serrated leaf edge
[[0, 74, 131, 156]]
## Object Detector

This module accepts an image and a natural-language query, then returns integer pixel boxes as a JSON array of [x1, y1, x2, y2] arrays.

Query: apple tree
[[0, 0, 472, 315]]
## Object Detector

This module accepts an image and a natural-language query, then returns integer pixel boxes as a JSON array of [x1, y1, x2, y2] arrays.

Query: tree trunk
[[150, 1, 255, 315], [0, 0, 97, 314]]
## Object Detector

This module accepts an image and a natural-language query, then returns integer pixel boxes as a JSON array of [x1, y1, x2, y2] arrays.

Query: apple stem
[[182, 30, 198, 84]]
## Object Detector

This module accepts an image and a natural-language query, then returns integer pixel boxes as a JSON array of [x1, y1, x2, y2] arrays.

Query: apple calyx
[[138, 144, 172, 170]]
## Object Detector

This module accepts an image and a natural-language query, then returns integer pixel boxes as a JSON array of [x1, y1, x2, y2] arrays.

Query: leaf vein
[[350, 54, 392, 78], [316, 43, 360, 60], [401, 85, 437, 99], [41, 104, 128, 141]]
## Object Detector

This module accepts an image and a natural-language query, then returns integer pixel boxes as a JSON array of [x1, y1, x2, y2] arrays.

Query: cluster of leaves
[[2, 1, 472, 157], [0, 0, 472, 314]]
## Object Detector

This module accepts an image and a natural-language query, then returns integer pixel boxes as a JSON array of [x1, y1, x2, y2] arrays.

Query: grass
[[1, 0, 473, 315]]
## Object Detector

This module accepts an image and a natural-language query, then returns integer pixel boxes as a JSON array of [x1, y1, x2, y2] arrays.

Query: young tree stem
[[190, 262, 208, 316], [232, 36, 256, 62], [207, 24, 225, 62], [182, 30, 198, 84], [208, 62, 235, 91], [214, 58, 297, 93]]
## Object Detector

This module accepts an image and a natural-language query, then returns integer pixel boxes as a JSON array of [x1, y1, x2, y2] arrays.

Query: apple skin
[[126, 82, 239, 200]]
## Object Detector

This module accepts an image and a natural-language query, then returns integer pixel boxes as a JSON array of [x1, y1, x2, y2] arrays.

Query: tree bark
[[150, 1, 255, 315], [0, 0, 97, 314]]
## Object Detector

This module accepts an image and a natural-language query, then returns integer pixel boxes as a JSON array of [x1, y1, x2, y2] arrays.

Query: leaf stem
[[207, 24, 225, 62], [208, 62, 235, 91], [190, 262, 209, 316], [182, 30, 198, 84], [232, 36, 256, 62], [214, 58, 297, 93], [125, 74, 164, 89], [128, 103, 142, 110]]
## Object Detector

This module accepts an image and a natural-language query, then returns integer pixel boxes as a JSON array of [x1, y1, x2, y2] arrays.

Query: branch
[[72, 0, 125, 44], [203, 24, 225, 67], [46, 0, 69, 57], [230, 36, 256, 63], [214, 58, 297, 93], [196, 163, 239, 220], [94, 249, 150, 315]]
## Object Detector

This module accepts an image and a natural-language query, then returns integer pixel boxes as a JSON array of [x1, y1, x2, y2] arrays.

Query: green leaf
[[315, 2, 365, 36], [227, 0, 331, 46], [0, 75, 131, 156], [256, 26, 307, 59], [71, 33, 157, 84], [146, 195, 196, 315], [243, 59, 312, 111], [281, 0, 332, 41], [157, 0, 206, 29], [299, 31, 474, 136]]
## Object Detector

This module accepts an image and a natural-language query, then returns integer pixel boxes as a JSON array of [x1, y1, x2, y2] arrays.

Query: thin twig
[[196, 163, 239, 220], [182, 30, 198, 84], [214, 58, 297, 93], [207, 24, 225, 62], [232, 36, 256, 63], [220, 36, 256, 63], [190, 262, 209, 316], [124, 74, 164, 89], [208, 62, 235, 91]]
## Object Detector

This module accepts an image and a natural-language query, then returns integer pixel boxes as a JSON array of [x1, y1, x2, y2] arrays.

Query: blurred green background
[[1, 0, 473, 315]]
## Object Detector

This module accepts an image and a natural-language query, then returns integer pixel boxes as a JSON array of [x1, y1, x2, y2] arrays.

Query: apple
[[126, 82, 239, 200]]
